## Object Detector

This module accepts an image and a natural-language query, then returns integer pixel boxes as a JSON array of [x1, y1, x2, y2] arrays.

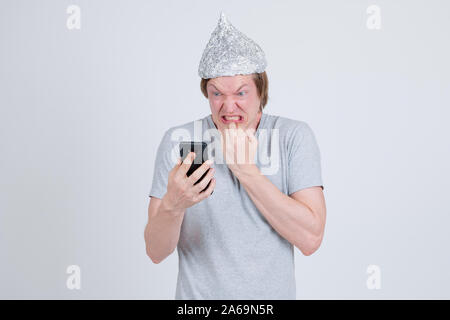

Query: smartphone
[[179, 141, 213, 193]]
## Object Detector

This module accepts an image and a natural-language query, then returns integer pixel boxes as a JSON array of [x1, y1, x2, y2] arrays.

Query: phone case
[[179, 141, 213, 193]]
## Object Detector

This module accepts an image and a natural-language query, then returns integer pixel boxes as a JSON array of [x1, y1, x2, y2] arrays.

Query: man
[[144, 12, 326, 299]]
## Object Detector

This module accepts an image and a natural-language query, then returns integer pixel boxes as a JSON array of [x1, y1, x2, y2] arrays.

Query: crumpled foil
[[198, 12, 267, 79]]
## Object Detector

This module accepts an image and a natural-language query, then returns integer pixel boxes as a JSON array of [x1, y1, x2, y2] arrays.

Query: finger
[[226, 122, 236, 140], [194, 167, 215, 192], [188, 158, 214, 185], [178, 152, 195, 176], [222, 130, 234, 165], [199, 177, 216, 200], [171, 157, 182, 174], [245, 127, 256, 137], [235, 130, 247, 164], [238, 127, 248, 140], [225, 123, 238, 144], [245, 128, 257, 144], [218, 128, 226, 145], [226, 128, 236, 148], [172, 157, 182, 169], [229, 122, 237, 136]]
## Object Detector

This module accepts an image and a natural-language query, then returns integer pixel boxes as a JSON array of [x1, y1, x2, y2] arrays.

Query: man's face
[[207, 74, 262, 132]]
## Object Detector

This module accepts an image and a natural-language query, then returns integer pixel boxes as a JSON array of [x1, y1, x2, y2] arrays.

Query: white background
[[1, 0, 449, 299]]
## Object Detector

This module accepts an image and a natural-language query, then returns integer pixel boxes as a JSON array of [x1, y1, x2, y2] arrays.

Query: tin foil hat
[[198, 12, 267, 79]]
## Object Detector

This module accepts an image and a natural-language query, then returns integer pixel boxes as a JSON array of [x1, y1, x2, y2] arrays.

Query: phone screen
[[179, 141, 212, 193]]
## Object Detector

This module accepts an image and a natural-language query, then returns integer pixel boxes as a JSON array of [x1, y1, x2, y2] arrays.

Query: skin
[[144, 153, 215, 263], [206, 74, 262, 133], [144, 74, 327, 264]]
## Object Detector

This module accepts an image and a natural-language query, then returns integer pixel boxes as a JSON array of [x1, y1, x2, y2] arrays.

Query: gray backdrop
[[1, 0, 449, 299]]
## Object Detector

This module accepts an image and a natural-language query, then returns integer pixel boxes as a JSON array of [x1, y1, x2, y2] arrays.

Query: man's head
[[200, 72, 268, 131]]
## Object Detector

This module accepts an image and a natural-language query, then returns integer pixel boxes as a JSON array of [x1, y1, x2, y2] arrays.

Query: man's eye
[[213, 92, 221, 96], [238, 91, 246, 96]]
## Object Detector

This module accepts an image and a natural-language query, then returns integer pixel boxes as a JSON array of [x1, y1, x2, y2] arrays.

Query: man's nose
[[222, 96, 238, 113]]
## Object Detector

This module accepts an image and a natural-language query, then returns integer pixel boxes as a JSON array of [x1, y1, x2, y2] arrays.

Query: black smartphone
[[179, 141, 213, 193]]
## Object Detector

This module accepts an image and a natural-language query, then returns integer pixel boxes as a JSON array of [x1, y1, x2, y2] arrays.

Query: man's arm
[[144, 152, 216, 264], [236, 166, 326, 256], [144, 196, 185, 264]]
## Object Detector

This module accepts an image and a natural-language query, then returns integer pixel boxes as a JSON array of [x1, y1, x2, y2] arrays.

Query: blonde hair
[[200, 71, 269, 111]]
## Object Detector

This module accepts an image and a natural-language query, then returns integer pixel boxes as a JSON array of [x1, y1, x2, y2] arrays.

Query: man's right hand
[[162, 152, 216, 215]]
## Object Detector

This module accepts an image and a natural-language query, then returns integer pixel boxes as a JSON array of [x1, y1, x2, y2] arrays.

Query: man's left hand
[[219, 122, 260, 179]]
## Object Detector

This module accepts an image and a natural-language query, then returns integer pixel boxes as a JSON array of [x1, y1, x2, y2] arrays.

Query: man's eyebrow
[[235, 84, 249, 92], [207, 84, 249, 92]]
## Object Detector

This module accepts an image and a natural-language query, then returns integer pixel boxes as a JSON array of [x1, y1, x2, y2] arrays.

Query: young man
[[144, 12, 326, 299]]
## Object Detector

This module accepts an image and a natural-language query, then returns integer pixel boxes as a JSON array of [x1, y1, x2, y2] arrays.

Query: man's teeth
[[224, 116, 240, 120]]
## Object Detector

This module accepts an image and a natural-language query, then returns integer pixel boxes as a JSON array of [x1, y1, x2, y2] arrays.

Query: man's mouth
[[221, 115, 244, 123]]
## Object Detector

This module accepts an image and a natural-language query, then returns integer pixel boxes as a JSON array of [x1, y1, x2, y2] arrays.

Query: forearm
[[145, 196, 185, 263], [236, 167, 322, 253]]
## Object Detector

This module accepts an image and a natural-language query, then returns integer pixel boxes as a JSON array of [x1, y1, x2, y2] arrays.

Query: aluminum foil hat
[[198, 12, 267, 79]]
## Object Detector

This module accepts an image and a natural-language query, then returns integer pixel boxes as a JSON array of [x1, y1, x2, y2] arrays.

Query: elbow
[[144, 226, 162, 264], [299, 233, 324, 257], [145, 237, 162, 264], [150, 257, 162, 264], [301, 248, 317, 256], [146, 247, 162, 264], [146, 244, 175, 264], [301, 214, 326, 256]]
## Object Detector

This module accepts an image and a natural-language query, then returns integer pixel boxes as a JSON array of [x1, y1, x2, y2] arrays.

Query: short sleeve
[[149, 129, 178, 199], [287, 122, 324, 195]]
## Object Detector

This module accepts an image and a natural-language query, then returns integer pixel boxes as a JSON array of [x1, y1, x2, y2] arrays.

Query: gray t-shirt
[[149, 112, 324, 299]]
